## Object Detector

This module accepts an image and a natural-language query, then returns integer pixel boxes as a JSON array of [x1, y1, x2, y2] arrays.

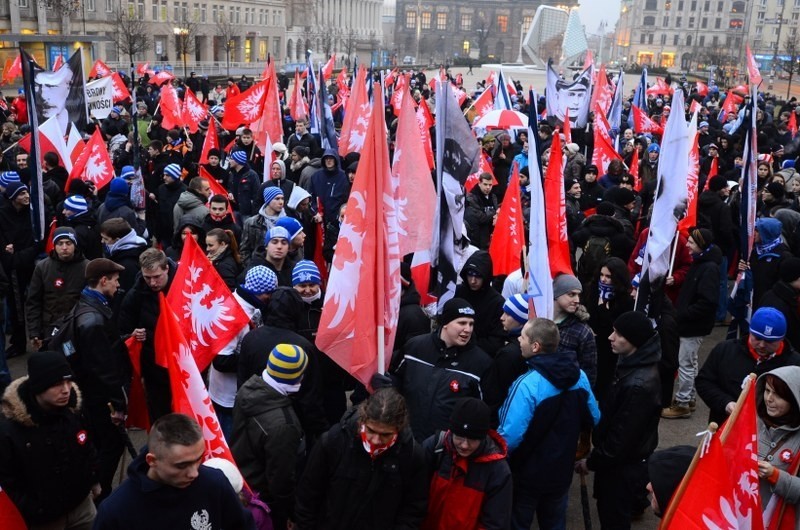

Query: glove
[[370, 372, 394, 391]]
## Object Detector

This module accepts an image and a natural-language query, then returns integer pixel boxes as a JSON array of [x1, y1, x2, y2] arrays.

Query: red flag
[[222, 79, 268, 130], [110, 72, 131, 103], [678, 128, 700, 236], [631, 104, 664, 136], [159, 83, 184, 130], [593, 107, 624, 174], [390, 73, 408, 117], [385, 68, 398, 88], [471, 89, 494, 119], [321, 55, 335, 81], [335, 67, 350, 111], [583, 50, 594, 69], [465, 151, 496, 192], [52, 54, 64, 71], [563, 107, 572, 144], [489, 163, 525, 276], [661, 375, 763, 529], [453, 86, 468, 107], [720, 89, 740, 121], [5, 54, 22, 84], [0, 58, 12, 85], [393, 85, 436, 257], [182, 88, 207, 134], [43, 217, 57, 254], [315, 83, 401, 386], [89, 59, 112, 78], [136, 62, 149, 75], [630, 144, 641, 192], [544, 135, 572, 277], [746, 44, 763, 87], [250, 60, 283, 148], [689, 99, 701, 114], [0, 486, 27, 530], [410, 251, 436, 306], [703, 157, 720, 192], [288, 69, 308, 122], [149, 70, 175, 86], [66, 129, 114, 191], [166, 235, 250, 372], [339, 65, 370, 156], [696, 81, 709, 96], [590, 65, 614, 116], [313, 198, 329, 287], [199, 122, 219, 165], [157, 293, 237, 462], [646, 77, 673, 96], [416, 98, 435, 170], [124, 336, 150, 430], [789, 111, 798, 140], [199, 167, 232, 215]]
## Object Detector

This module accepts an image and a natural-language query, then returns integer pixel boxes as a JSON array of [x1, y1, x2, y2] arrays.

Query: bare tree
[[474, 14, 493, 60], [215, 12, 241, 76], [168, 11, 201, 79], [317, 26, 339, 59], [38, 0, 80, 33], [111, 8, 151, 66], [342, 28, 358, 66], [782, 32, 800, 98]]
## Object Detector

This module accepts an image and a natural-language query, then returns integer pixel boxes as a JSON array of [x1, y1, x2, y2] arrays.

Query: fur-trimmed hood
[[0, 377, 82, 428]]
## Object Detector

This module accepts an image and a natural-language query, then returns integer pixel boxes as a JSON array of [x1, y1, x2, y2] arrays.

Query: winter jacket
[[0, 201, 39, 287], [587, 333, 661, 470], [0, 378, 97, 526], [107, 229, 149, 292], [564, 152, 586, 182], [240, 203, 285, 267], [391, 331, 492, 441], [750, 244, 794, 310], [422, 430, 512, 530], [760, 282, 800, 351], [93, 448, 251, 530], [25, 252, 88, 340], [172, 189, 208, 235], [63, 211, 103, 260], [73, 289, 131, 413], [697, 337, 800, 425], [395, 285, 431, 351], [229, 164, 261, 219], [499, 350, 600, 490], [556, 309, 598, 387], [465, 187, 498, 250], [310, 150, 350, 223], [675, 244, 722, 337], [294, 409, 428, 530], [202, 212, 243, 244], [287, 132, 321, 159], [210, 247, 241, 290], [455, 251, 507, 355], [156, 179, 187, 243], [97, 199, 146, 237], [572, 214, 636, 267], [481, 337, 527, 422], [579, 180, 605, 213], [697, 190, 735, 255], [231, 375, 304, 525]]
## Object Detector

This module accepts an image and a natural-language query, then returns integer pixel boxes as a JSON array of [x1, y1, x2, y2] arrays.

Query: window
[[497, 15, 508, 32], [689, 16, 695, 27], [701, 17, 707, 27], [174, 4, 179, 20], [18, 0, 28, 7], [648, 33, 654, 44], [153, 0, 159, 20], [704, 0, 710, 9], [757, 11, 765, 20], [86, 0, 95, 11], [756, 25, 763, 36], [796, 0, 800, 7], [712, 35, 718, 45], [699, 35, 705, 46], [676, 16, 682, 26], [645, 0, 657, 9], [273, 37, 280, 56], [731, 0, 745, 10], [137, 0, 144, 18], [663, 16, 669, 26], [406, 10, 416, 29], [523, 15, 532, 33], [105, 0, 112, 12], [235, 6, 240, 23], [436, 12, 446, 30], [193, 2, 199, 20], [200, 4, 205, 21], [461, 14, 471, 31], [643, 15, 656, 25], [421, 11, 431, 29], [678, 0, 684, 9], [673, 34, 679, 45], [691, 0, 697, 9], [794, 12, 800, 20], [717, 0, 723, 11], [661, 34, 667, 44], [715, 17, 721, 28], [640, 33, 647, 44], [687, 35, 692, 45]]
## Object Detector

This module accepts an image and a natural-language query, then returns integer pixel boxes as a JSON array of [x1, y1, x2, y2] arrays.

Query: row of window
[[645, 0, 747, 12], [116, 0, 283, 24], [638, 31, 741, 48], [404, 11, 532, 33], [644, 14, 745, 28]]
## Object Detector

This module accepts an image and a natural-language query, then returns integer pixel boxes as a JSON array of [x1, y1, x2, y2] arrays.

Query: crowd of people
[[1, 62, 800, 530]]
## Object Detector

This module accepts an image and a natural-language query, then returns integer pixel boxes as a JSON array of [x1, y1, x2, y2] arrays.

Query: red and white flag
[[288, 69, 308, 122], [250, 60, 283, 148], [630, 143, 641, 193], [67, 128, 114, 191], [678, 115, 699, 236], [222, 79, 268, 130], [18, 115, 72, 172], [0, 486, 27, 530], [182, 88, 207, 134], [136, 62, 149, 75], [590, 65, 614, 116], [746, 44, 763, 87], [465, 151, 496, 193], [471, 89, 494, 120], [385, 68, 398, 88], [156, 294, 238, 463], [316, 83, 401, 386], [393, 84, 435, 257], [592, 107, 624, 174], [390, 73, 408, 117], [199, 167, 232, 214], [631, 104, 664, 136], [199, 121, 219, 165], [544, 134, 572, 277], [89, 59, 112, 78], [416, 98, 435, 170], [110, 72, 131, 103], [489, 163, 525, 276], [52, 54, 64, 71], [689, 99, 702, 114], [339, 65, 370, 156], [149, 70, 174, 86], [789, 111, 798, 139], [66, 123, 84, 168], [335, 67, 350, 110], [159, 83, 184, 131], [646, 77, 673, 96], [166, 236, 250, 372], [4, 54, 21, 84], [696, 81, 709, 96], [583, 50, 594, 69], [321, 55, 336, 81]]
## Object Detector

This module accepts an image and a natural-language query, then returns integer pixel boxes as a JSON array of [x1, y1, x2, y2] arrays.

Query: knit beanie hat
[[242, 265, 278, 295], [553, 274, 582, 299], [648, 446, 695, 514], [27, 351, 73, 394], [449, 397, 490, 440], [262, 186, 284, 205], [756, 217, 783, 242], [292, 260, 321, 286], [707, 176, 729, 192], [780, 257, 800, 283], [689, 227, 714, 250], [230, 150, 248, 165], [52, 226, 77, 246], [275, 216, 303, 241], [108, 178, 129, 196], [4, 181, 28, 200], [265, 343, 308, 385], [503, 293, 530, 325], [64, 195, 89, 215], [120, 165, 136, 180], [612, 311, 656, 348], [207, 148, 222, 159], [163, 163, 182, 180], [749, 307, 787, 341], [647, 143, 660, 154], [0, 170, 20, 187], [265, 226, 290, 243], [438, 298, 476, 326], [766, 181, 786, 201]]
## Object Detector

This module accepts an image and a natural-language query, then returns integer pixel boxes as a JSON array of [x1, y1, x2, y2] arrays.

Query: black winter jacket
[[675, 244, 722, 337], [229, 164, 261, 218], [465, 187, 498, 250], [25, 253, 88, 339], [63, 212, 103, 260], [455, 251, 506, 355], [697, 190, 735, 255], [759, 282, 800, 351], [394, 285, 430, 352], [572, 214, 636, 266], [750, 244, 794, 310], [210, 247, 241, 290]]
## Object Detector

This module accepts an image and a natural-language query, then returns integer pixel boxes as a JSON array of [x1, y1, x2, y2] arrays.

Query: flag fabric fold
[[489, 163, 525, 276], [67, 128, 114, 191], [222, 79, 268, 130], [338, 65, 369, 156], [182, 88, 207, 134], [199, 120, 219, 165], [159, 82, 184, 131], [0, 486, 27, 530], [544, 134, 573, 277], [288, 69, 308, 122], [678, 112, 699, 236]]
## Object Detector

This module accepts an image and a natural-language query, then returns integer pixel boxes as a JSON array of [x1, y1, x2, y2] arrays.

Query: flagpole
[[719, 373, 756, 443], [667, 232, 679, 277]]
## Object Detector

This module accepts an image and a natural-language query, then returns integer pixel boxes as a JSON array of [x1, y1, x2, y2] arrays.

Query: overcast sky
[[580, 0, 621, 35]]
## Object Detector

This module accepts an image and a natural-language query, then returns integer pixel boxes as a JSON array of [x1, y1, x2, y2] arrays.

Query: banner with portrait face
[[32, 49, 88, 134], [546, 62, 592, 129]]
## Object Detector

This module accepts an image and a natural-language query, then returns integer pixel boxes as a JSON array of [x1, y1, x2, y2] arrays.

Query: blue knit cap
[[756, 217, 783, 243], [111, 106, 123, 115], [276, 217, 303, 241], [64, 195, 89, 215], [265, 226, 290, 243], [164, 163, 182, 180], [0, 171, 20, 187], [108, 178, 129, 196], [262, 186, 284, 205], [120, 165, 136, 180], [210, 105, 224, 115], [242, 265, 278, 295], [750, 307, 787, 341], [647, 143, 660, 154], [292, 260, 321, 286], [230, 150, 248, 165], [502, 293, 531, 325]]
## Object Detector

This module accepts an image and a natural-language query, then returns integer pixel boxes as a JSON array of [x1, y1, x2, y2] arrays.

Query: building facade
[[393, 0, 578, 65]]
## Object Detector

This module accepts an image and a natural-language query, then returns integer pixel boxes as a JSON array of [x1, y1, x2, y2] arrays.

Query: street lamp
[[173, 27, 189, 79]]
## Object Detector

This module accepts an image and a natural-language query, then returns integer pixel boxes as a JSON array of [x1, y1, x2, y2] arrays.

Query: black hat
[[207, 148, 222, 159], [449, 398, 490, 440], [766, 181, 786, 201], [780, 257, 800, 283], [609, 186, 635, 207], [689, 227, 714, 249], [647, 445, 695, 515], [85, 258, 126, 281], [27, 351, 72, 394], [438, 298, 476, 326], [597, 202, 616, 216], [564, 177, 580, 192], [612, 311, 656, 348], [708, 175, 729, 192]]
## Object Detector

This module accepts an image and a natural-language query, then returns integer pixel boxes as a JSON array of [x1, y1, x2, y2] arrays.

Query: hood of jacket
[[583, 214, 626, 237], [401, 284, 422, 307], [692, 243, 723, 266], [287, 185, 311, 211], [459, 250, 493, 284], [236, 374, 294, 417], [528, 348, 581, 390], [171, 215, 206, 249], [774, 208, 800, 236], [757, 366, 800, 414], [698, 189, 724, 209], [321, 148, 341, 172], [1, 377, 82, 428], [177, 189, 206, 211], [110, 229, 147, 254]]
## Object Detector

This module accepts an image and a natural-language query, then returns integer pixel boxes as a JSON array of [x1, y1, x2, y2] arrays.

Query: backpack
[[49, 303, 95, 358], [577, 235, 611, 283]]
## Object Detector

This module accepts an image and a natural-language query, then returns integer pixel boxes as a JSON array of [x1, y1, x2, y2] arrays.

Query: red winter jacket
[[422, 430, 512, 530]]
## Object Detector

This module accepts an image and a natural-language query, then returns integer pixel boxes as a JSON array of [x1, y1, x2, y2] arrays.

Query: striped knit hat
[[242, 265, 278, 295], [502, 293, 530, 325], [64, 195, 89, 215], [262, 186, 284, 205], [230, 150, 248, 165], [292, 260, 321, 286], [210, 105, 224, 115], [276, 216, 303, 241], [265, 343, 308, 385], [120, 165, 136, 180], [0, 171, 20, 187], [164, 163, 182, 180], [52, 226, 78, 246]]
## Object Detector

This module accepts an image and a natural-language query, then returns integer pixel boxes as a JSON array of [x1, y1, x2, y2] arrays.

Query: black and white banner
[[85, 76, 114, 120], [31, 49, 88, 133], [546, 62, 592, 128]]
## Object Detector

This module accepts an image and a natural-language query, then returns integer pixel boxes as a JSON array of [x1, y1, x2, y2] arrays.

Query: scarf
[[747, 337, 785, 364], [81, 287, 108, 306], [598, 281, 614, 301], [301, 290, 322, 304], [756, 237, 783, 259], [359, 424, 398, 460], [260, 371, 302, 396]]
